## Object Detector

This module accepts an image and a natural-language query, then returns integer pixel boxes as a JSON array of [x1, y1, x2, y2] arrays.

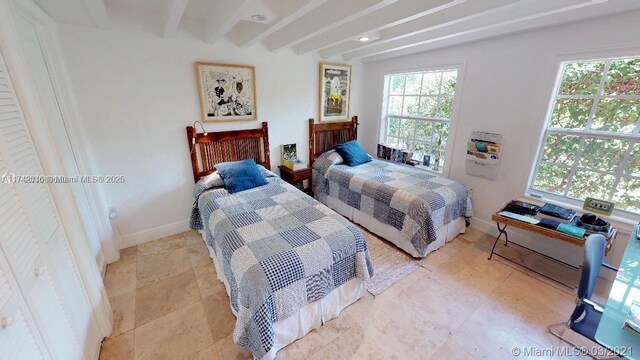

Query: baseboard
[[469, 216, 616, 281], [469, 217, 532, 246], [470, 216, 582, 266], [117, 219, 190, 249]]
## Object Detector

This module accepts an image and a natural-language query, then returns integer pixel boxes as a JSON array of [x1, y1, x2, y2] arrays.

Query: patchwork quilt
[[313, 151, 473, 257], [190, 171, 372, 359]]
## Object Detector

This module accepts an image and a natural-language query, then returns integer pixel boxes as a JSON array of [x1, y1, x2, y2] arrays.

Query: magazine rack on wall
[[465, 131, 503, 180]]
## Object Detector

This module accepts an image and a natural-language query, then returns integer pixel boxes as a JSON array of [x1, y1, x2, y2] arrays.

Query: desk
[[595, 225, 640, 359], [489, 214, 586, 288]]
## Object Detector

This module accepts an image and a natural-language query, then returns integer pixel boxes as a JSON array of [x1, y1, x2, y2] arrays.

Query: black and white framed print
[[195, 62, 257, 122]]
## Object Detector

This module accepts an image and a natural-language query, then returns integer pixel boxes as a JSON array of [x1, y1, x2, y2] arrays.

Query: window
[[530, 57, 640, 215], [380, 69, 458, 172]]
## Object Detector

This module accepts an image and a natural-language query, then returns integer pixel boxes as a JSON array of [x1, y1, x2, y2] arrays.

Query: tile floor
[[99, 227, 611, 360]]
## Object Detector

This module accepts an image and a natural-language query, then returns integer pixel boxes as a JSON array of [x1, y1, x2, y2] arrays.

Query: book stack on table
[[499, 201, 585, 238], [534, 203, 576, 224]]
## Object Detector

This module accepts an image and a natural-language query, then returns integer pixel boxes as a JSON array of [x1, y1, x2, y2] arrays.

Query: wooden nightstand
[[278, 166, 312, 195]]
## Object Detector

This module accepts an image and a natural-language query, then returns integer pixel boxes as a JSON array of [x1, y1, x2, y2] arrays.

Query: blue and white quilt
[[190, 169, 372, 359], [313, 151, 473, 257]]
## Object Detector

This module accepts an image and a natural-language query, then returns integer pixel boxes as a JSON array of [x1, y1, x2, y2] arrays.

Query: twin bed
[[309, 117, 472, 258], [187, 123, 372, 360], [187, 118, 472, 359]]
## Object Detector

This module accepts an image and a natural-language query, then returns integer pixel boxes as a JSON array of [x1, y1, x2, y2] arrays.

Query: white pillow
[[325, 150, 344, 165], [257, 165, 278, 178], [201, 171, 225, 188]]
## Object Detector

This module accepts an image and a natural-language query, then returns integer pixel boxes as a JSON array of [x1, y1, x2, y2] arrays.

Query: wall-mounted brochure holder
[[465, 131, 503, 180]]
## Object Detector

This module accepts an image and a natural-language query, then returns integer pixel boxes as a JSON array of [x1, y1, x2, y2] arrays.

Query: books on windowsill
[[376, 143, 413, 163]]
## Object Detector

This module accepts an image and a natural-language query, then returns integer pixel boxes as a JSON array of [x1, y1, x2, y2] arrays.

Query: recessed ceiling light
[[358, 36, 371, 42], [250, 14, 267, 22]]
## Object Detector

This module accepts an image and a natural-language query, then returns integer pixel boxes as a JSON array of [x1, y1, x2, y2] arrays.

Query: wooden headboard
[[308, 116, 359, 165], [186, 122, 271, 182]]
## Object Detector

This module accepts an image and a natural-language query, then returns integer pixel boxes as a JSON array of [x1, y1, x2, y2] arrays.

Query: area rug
[[357, 225, 420, 296]]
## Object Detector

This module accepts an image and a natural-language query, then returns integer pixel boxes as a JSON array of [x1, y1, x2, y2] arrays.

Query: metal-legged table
[[487, 214, 592, 289]]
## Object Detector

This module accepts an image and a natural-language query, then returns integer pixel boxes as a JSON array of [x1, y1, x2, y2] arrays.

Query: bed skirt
[[197, 231, 366, 360], [323, 196, 466, 258]]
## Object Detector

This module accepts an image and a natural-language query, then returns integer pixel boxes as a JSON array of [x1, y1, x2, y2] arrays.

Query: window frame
[[377, 63, 465, 177], [527, 55, 640, 219]]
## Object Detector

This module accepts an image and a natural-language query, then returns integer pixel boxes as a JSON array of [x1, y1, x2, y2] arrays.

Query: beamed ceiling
[[33, 0, 640, 62]]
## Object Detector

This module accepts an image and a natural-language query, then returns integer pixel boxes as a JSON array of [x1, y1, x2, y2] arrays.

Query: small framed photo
[[319, 63, 351, 122], [282, 143, 298, 162], [195, 62, 257, 122]]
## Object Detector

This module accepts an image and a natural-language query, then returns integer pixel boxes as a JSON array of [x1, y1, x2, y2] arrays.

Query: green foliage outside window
[[383, 69, 458, 171], [533, 57, 640, 214]]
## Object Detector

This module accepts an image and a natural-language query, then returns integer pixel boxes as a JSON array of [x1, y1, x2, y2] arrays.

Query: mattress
[[313, 151, 473, 257], [189, 172, 373, 359]]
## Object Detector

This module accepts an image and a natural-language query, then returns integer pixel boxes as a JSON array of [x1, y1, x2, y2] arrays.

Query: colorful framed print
[[319, 63, 351, 122], [195, 62, 257, 122]]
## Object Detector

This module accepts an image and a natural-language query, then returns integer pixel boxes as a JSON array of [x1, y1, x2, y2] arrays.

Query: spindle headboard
[[308, 116, 359, 166], [186, 122, 271, 182]]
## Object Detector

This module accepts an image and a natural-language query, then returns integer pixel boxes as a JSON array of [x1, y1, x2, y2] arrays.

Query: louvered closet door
[[43, 228, 92, 343], [0, 255, 47, 360], [15, 17, 94, 351], [0, 50, 84, 358], [0, 157, 80, 359]]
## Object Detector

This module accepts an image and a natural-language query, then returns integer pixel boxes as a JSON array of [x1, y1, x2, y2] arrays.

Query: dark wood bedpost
[[308, 118, 315, 167], [351, 116, 359, 141], [262, 121, 271, 170], [186, 126, 200, 182]]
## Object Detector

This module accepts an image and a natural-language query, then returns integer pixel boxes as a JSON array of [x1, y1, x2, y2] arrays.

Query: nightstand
[[278, 166, 312, 196]]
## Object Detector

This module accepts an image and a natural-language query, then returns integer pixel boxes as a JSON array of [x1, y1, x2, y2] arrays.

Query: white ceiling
[[32, 0, 640, 62]]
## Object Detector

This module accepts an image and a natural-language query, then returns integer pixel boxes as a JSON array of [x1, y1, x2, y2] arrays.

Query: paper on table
[[624, 300, 640, 334]]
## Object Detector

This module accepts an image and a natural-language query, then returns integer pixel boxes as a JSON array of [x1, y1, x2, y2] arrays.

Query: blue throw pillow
[[333, 140, 372, 167], [215, 159, 268, 193]]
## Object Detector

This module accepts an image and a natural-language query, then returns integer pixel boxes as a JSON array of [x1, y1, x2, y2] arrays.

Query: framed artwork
[[282, 143, 297, 161], [319, 62, 351, 122], [195, 62, 257, 122]]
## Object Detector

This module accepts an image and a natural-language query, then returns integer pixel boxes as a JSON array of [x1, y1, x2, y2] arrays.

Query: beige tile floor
[[99, 227, 612, 360]]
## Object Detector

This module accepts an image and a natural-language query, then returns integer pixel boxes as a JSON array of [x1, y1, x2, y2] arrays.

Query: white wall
[[362, 11, 640, 270], [56, 6, 364, 248]]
